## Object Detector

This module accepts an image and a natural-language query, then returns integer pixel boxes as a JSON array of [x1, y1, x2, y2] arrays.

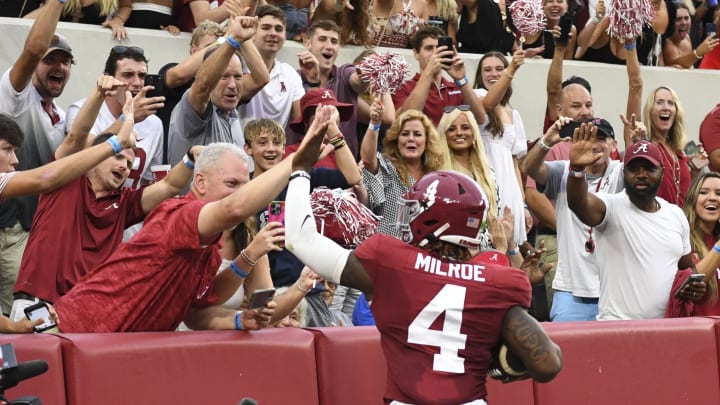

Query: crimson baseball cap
[[43, 33, 74, 60], [471, 250, 511, 267], [624, 140, 662, 167], [288, 88, 353, 132]]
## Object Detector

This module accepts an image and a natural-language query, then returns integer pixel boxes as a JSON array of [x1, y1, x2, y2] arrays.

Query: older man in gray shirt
[[167, 14, 269, 166]]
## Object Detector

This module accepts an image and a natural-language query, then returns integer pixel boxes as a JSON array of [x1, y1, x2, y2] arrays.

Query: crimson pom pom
[[311, 187, 379, 248], [607, 0, 656, 40], [358, 51, 410, 95], [509, 0, 546, 37]]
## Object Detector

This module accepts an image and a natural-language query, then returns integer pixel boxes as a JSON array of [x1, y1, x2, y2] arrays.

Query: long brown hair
[[683, 172, 720, 303], [474, 52, 513, 137]]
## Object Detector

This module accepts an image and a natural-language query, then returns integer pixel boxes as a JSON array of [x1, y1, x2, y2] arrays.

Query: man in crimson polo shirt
[[392, 26, 484, 126]]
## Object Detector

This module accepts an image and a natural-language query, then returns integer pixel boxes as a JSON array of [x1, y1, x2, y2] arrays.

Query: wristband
[[229, 261, 248, 278], [226, 36, 241, 49], [234, 311, 244, 330], [454, 76, 469, 87], [307, 81, 321, 87], [368, 123, 381, 132], [186, 147, 196, 163], [693, 49, 702, 59], [333, 140, 346, 150], [183, 154, 195, 170], [119, 114, 125, 122], [295, 281, 310, 293], [713, 244, 720, 254], [106, 135, 122, 154], [592, 15, 602, 24], [329, 133, 344, 144], [239, 249, 258, 267], [539, 137, 552, 152], [568, 167, 586, 178], [624, 42, 637, 50], [508, 248, 519, 256], [290, 170, 311, 182]]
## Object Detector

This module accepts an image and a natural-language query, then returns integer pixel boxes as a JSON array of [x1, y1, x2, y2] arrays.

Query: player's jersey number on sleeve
[[407, 284, 468, 373]]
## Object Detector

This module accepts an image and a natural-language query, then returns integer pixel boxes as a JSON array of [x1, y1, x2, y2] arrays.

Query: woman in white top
[[473, 50, 529, 245]]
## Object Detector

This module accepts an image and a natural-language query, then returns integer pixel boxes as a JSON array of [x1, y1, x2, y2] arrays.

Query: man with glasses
[[0, 1, 73, 315], [9, 76, 198, 321], [66, 45, 165, 190], [393, 26, 484, 126]]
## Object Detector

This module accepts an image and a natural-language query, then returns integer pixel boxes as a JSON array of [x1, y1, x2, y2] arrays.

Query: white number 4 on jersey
[[407, 284, 468, 373]]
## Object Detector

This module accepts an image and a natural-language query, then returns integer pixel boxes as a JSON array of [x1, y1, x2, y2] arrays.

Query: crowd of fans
[[0, 0, 719, 334]]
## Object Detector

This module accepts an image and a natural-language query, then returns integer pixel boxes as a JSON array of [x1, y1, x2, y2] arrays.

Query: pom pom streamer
[[311, 187, 379, 249], [509, 0, 546, 38], [358, 52, 410, 95], [607, 0, 656, 40]]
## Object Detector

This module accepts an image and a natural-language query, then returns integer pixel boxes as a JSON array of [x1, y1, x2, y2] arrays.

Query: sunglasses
[[443, 105, 471, 113], [111, 45, 145, 56]]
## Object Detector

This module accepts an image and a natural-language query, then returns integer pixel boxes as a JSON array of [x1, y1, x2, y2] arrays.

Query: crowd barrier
[[2, 317, 720, 405]]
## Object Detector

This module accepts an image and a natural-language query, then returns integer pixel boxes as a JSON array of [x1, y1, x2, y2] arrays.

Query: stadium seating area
[[4, 317, 720, 404]]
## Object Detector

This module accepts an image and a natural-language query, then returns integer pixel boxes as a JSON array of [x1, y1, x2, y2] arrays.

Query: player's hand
[[488, 343, 530, 383], [293, 104, 332, 172], [569, 123, 603, 169]]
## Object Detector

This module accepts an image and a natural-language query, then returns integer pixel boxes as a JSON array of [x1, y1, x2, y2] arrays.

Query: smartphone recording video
[[248, 288, 276, 310], [557, 12, 574, 46], [144, 74, 164, 99]]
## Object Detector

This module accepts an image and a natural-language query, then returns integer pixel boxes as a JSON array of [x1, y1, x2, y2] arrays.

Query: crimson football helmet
[[396, 170, 488, 249]]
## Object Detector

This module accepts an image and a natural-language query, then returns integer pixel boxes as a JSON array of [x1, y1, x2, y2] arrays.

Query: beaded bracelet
[[239, 249, 257, 267]]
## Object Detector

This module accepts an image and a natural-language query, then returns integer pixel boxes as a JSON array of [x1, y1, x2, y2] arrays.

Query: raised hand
[[489, 216, 509, 253], [97, 75, 127, 98], [293, 104, 333, 172], [620, 113, 647, 143], [228, 15, 258, 43], [247, 221, 286, 257], [297, 51, 320, 83], [118, 91, 137, 150], [520, 240, 552, 284], [569, 123, 603, 168]]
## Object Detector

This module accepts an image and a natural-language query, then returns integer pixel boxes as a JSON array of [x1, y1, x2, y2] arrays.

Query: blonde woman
[[361, 109, 445, 239], [437, 105, 501, 252]]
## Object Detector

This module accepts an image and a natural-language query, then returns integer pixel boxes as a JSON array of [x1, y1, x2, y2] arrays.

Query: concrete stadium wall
[[1, 17, 718, 150]]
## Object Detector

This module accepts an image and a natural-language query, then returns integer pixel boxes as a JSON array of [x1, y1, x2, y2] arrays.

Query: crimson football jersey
[[354, 234, 531, 405]]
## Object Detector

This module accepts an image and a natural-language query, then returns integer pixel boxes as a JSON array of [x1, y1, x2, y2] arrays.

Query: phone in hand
[[674, 273, 706, 298], [248, 287, 276, 310], [268, 201, 285, 247], [706, 22, 717, 37], [144, 73, 164, 99], [24, 302, 57, 333], [559, 120, 584, 138], [437, 36, 454, 66], [557, 12, 574, 46], [684, 140, 700, 157]]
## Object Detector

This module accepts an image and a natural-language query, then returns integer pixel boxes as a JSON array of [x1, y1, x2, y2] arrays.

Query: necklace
[[658, 144, 681, 203]]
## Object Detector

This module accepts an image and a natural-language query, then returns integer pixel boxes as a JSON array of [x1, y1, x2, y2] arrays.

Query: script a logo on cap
[[632, 142, 649, 155], [322, 90, 333, 100]]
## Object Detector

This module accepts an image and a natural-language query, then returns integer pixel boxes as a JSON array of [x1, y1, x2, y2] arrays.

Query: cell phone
[[684, 140, 700, 157], [427, 16, 447, 33], [559, 120, 584, 138], [674, 273, 706, 298], [557, 12, 574, 46], [437, 36, 454, 66], [144, 73, 164, 99], [24, 302, 57, 333], [248, 287, 276, 310], [267, 201, 285, 247], [706, 22, 717, 37]]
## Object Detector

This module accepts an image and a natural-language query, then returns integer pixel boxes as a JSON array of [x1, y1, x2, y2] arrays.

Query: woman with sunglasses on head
[[473, 49, 531, 247], [437, 104, 500, 253], [360, 107, 445, 239]]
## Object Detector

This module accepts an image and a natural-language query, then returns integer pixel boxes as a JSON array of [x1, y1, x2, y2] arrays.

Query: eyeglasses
[[443, 105, 471, 113], [111, 46, 145, 56]]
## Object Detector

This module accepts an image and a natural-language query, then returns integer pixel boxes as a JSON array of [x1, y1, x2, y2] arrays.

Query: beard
[[624, 177, 662, 201]]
